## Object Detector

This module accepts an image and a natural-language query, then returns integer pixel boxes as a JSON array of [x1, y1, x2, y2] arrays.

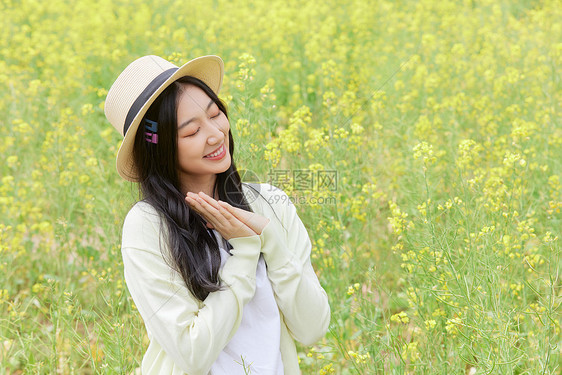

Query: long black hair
[[132, 76, 257, 301]]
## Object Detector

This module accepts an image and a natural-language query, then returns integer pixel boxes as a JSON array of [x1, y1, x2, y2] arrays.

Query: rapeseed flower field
[[1, 0, 561, 373]]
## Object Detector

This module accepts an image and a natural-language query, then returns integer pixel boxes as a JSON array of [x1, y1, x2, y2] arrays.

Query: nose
[[206, 118, 226, 145]]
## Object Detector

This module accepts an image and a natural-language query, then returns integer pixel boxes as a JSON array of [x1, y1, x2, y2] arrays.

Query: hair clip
[[145, 132, 158, 144], [144, 119, 158, 144]]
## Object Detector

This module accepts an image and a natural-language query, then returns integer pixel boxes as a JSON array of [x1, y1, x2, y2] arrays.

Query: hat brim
[[115, 55, 224, 182]]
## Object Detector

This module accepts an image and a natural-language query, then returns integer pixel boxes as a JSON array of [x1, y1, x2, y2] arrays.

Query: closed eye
[[183, 109, 220, 136], [210, 110, 221, 119]]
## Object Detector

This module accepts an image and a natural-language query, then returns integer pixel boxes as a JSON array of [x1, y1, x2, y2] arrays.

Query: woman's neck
[[181, 175, 219, 200]]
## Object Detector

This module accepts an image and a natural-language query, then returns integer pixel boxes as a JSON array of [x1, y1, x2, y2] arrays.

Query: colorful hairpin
[[144, 119, 158, 144]]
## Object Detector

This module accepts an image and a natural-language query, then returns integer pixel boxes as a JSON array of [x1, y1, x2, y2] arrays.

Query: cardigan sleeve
[[257, 184, 331, 345], [121, 202, 263, 375]]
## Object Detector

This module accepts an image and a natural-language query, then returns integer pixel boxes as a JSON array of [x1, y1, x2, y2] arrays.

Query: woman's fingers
[[185, 195, 201, 213], [217, 200, 250, 221], [186, 194, 222, 224], [195, 192, 221, 210], [191, 193, 229, 222], [190, 193, 269, 235], [186, 192, 253, 239], [185, 196, 209, 221], [195, 192, 245, 226], [218, 200, 270, 235], [186, 191, 270, 238]]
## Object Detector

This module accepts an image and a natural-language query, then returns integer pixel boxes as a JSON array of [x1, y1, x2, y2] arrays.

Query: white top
[[209, 229, 284, 375], [120, 183, 330, 375]]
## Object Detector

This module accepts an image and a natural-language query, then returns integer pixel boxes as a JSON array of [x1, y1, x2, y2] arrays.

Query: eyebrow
[[178, 100, 215, 129]]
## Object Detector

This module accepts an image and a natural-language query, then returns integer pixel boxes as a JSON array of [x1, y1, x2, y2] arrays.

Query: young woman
[[104, 55, 330, 375]]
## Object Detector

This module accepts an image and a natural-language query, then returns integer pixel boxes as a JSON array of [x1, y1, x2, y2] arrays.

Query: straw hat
[[104, 55, 224, 181]]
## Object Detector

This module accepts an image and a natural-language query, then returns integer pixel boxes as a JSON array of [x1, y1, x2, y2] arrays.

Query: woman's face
[[175, 84, 231, 184]]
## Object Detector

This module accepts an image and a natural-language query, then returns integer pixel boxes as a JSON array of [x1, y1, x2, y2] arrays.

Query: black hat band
[[123, 67, 178, 136]]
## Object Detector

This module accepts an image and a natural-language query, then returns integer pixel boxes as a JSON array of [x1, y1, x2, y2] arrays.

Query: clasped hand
[[185, 192, 270, 241]]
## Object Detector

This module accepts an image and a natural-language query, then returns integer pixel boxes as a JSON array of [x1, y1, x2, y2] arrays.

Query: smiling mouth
[[203, 144, 226, 158]]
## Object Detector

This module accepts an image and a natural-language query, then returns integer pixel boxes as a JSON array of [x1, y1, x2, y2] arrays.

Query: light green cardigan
[[121, 183, 330, 374]]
